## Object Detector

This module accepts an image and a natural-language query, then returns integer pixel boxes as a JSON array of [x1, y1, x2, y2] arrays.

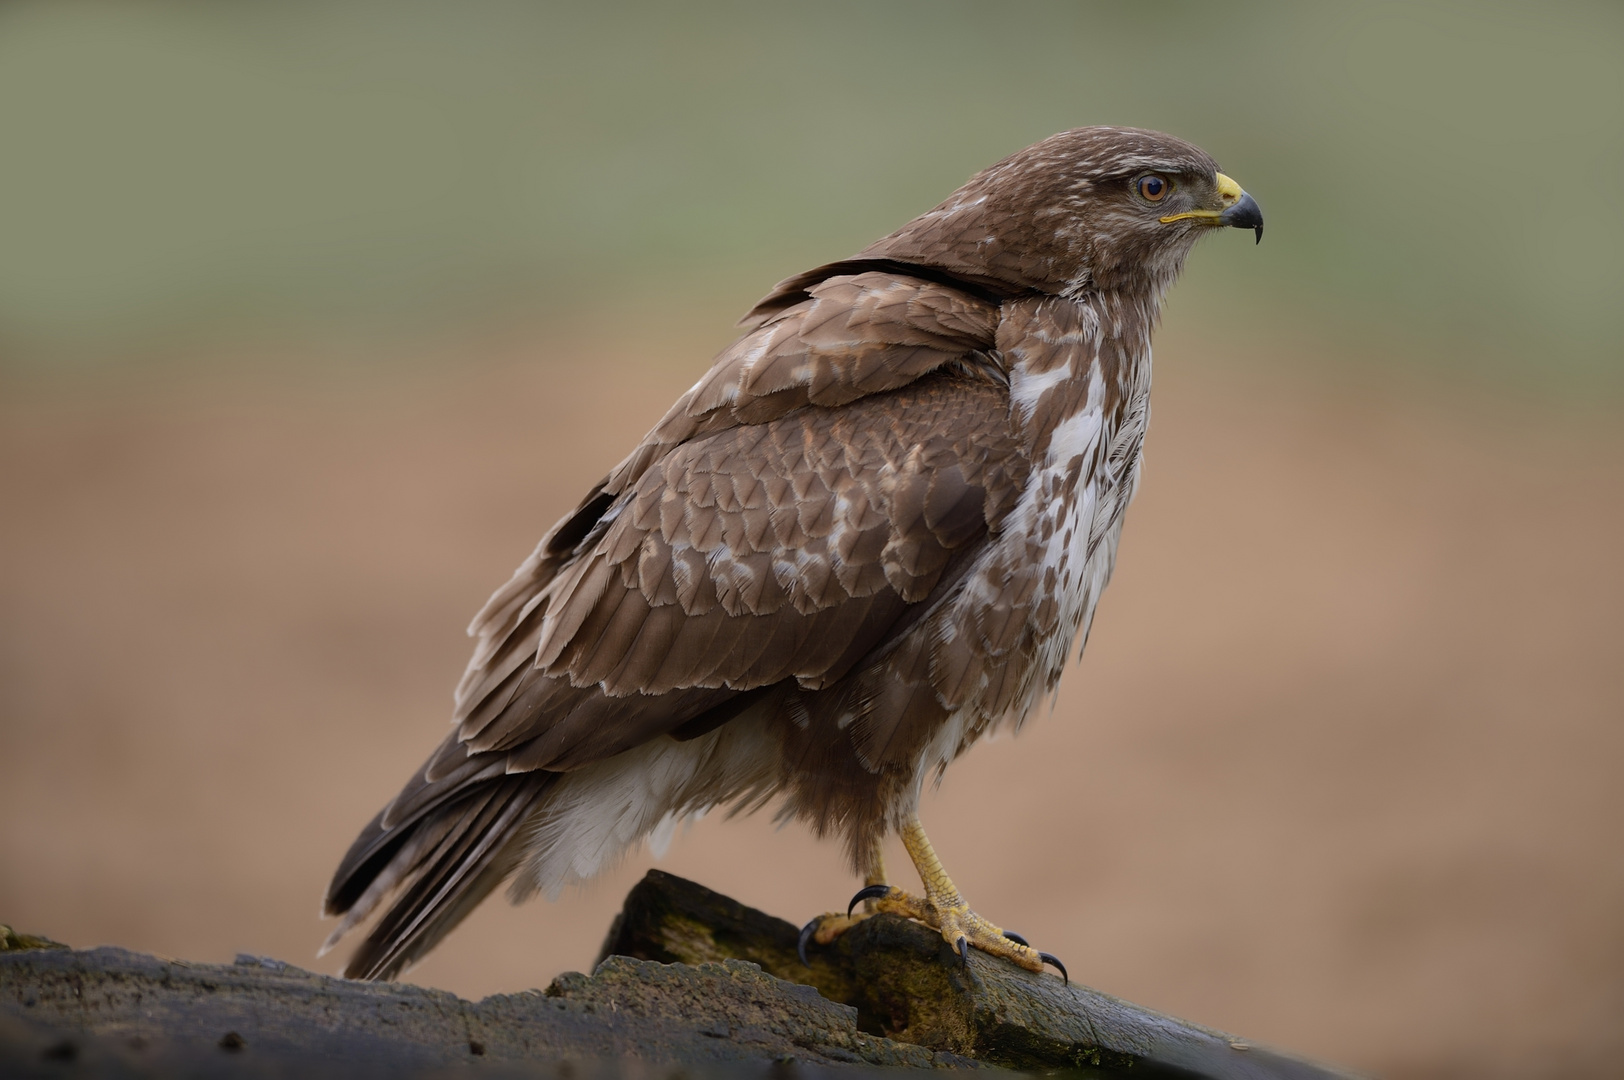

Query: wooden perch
[[1, 874, 1361, 1077]]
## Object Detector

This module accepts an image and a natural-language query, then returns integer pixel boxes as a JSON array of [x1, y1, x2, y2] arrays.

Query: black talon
[[955, 936, 970, 963], [1039, 951, 1068, 985], [846, 884, 891, 916], [797, 917, 820, 967], [1002, 930, 1029, 947]]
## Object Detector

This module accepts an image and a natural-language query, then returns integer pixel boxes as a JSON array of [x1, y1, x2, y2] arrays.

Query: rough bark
[[600, 871, 1359, 1078], [1, 876, 1362, 1078]]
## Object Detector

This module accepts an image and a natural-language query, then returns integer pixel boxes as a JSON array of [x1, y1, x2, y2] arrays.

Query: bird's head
[[856, 126, 1262, 301]]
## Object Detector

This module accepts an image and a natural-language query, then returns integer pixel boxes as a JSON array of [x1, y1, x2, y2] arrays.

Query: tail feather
[[318, 807, 459, 955], [343, 773, 549, 980], [323, 735, 499, 917], [322, 757, 552, 981]]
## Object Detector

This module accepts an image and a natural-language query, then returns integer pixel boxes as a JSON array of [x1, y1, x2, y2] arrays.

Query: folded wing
[[322, 272, 1028, 978]]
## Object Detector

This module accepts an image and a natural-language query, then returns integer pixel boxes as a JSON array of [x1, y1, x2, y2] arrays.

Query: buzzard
[[322, 127, 1262, 982]]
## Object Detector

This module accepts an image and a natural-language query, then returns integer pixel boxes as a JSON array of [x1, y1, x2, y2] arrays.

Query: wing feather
[[326, 270, 1038, 977], [458, 375, 1019, 771]]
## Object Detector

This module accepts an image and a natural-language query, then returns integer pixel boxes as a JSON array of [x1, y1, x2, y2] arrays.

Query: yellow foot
[[854, 883, 1066, 982], [795, 910, 867, 962], [798, 815, 1068, 983], [797, 882, 1067, 984], [796, 885, 926, 965]]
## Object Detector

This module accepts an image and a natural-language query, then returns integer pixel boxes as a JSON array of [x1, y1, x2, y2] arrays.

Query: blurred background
[[2, 2, 1620, 1077]]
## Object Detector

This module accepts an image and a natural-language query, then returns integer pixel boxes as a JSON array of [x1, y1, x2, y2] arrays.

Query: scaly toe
[[800, 885, 939, 965], [850, 885, 935, 923], [797, 911, 871, 965], [805, 885, 1063, 980], [934, 908, 1049, 975]]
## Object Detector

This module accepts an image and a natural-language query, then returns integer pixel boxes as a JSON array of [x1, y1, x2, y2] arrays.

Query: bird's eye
[[1136, 175, 1170, 202]]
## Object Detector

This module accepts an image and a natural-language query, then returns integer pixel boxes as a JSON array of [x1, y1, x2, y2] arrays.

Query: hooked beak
[[1161, 172, 1264, 244], [1219, 191, 1263, 244]]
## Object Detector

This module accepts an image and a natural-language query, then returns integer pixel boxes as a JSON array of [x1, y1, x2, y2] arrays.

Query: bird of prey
[[322, 126, 1262, 983]]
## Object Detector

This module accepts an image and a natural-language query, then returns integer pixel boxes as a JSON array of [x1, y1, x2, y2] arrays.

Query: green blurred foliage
[[0, 1, 1619, 386]]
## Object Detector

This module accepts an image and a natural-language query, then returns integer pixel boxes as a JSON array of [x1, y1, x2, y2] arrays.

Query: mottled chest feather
[[985, 293, 1152, 674], [835, 294, 1153, 777]]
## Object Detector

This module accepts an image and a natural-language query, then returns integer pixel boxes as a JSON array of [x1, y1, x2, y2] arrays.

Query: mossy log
[[600, 872, 1357, 1077], [1, 874, 1361, 1078]]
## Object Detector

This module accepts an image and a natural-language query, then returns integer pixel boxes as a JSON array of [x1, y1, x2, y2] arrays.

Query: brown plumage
[[322, 126, 1262, 980]]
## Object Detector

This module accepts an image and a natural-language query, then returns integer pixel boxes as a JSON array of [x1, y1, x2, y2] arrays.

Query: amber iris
[[1137, 175, 1169, 202]]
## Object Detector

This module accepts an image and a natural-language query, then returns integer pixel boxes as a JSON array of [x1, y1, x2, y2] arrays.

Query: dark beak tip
[[1219, 192, 1263, 243]]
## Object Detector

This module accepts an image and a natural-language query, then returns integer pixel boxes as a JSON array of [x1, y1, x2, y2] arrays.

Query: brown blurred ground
[[1, 324, 1620, 1080]]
